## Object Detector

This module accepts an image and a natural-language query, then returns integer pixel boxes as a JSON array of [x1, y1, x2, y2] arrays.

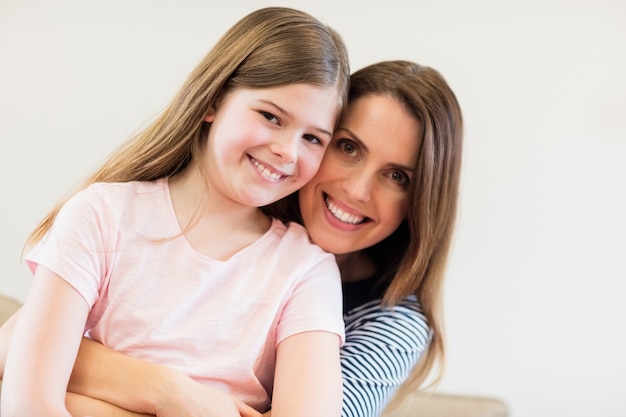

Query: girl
[[0, 7, 350, 417]]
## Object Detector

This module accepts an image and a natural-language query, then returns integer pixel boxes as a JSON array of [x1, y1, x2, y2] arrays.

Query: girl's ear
[[203, 107, 216, 123]]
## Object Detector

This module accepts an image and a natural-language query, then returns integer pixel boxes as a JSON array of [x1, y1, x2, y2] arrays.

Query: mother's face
[[299, 94, 421, 255]]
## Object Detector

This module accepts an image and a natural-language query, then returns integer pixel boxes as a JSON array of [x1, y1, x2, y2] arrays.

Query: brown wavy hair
[[265, 60, 463, 407], [353, 61, 463, 408]]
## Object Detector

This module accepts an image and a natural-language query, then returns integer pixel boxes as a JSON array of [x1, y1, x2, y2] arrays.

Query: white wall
[[1, 0, 624, 416]]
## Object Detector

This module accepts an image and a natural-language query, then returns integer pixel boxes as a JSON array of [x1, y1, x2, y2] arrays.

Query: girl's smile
[[203, 84, 339, 209]]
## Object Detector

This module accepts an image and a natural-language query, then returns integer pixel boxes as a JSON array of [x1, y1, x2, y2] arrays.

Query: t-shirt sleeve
[[341, 301, 431, 417], [275, 245, 344, 346], [25, 185, 112, 308]]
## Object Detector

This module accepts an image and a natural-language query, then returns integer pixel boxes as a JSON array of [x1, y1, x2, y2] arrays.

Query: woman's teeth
[[325, 197, 365, 225]]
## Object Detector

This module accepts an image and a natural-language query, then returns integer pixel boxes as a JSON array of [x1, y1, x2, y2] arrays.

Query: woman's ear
[[203, 107, 216, 123]]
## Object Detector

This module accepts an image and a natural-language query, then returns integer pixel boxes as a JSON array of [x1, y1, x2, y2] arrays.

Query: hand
[[233, 397, 263, 417], [154, 371, 262, 417]]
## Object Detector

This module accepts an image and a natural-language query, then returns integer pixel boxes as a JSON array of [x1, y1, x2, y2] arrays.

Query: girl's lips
[[249, 155, 288, 182], [323, 193, 369, 225]]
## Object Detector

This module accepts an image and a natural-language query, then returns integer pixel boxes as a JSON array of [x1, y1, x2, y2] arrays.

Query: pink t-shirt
[[26, 179, 344, 410]]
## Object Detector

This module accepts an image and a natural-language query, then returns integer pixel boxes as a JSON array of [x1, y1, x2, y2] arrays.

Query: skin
[[169, 83, 338, 261], [299, 94, 420, 260], [0, 93, 420, 417], [0, 84, 342, 417], [202, 84, 337, 209]]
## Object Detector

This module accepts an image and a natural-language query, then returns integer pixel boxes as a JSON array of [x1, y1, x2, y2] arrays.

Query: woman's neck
[[335, 251, 377, 283]]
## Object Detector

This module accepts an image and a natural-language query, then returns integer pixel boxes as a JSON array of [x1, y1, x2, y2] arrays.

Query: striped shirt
[[341, 280, 430, 417]]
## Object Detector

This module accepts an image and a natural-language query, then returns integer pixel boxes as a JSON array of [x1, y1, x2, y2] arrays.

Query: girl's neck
[[335, 251, 377, 283], [168, 164, 271, 260], [170, 163, 266, 226]]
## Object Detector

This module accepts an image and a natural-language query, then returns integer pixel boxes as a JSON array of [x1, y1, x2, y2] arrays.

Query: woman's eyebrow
[[391, 162, 415, 173], [336, 127, 415, 172], [335, 128, 369, 153]]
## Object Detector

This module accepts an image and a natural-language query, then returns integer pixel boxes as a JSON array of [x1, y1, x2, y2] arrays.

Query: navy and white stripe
[[341, 296, 431, 417]]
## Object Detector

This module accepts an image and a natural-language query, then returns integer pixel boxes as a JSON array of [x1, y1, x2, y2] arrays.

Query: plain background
[[1, 0, 625, 416]]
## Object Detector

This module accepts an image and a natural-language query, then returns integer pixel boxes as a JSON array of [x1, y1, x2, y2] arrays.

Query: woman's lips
[[324, 193, 368, 225]]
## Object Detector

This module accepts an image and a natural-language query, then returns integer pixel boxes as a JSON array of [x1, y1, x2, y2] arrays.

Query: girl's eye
[[261, 111, 279, 124], [389, 170, 410, 187], [303, 134, 322, 146]]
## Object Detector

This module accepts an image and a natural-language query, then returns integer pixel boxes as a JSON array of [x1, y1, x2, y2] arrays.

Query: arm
[[69, 342, 260, 417], [1, 267, 89, 417], [2, 312, 142, 417], [2, 314, 260, 417], [66, 393, 152, 417], [0, 308, 20, 378], [1, 308, 258, 411], [270, 331, 342, 417]]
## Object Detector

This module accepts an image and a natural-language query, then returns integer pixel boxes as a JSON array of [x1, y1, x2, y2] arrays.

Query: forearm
[[69, 338, 256, 417], [67, 337, 182, 414], [66, 392, 153, 417]]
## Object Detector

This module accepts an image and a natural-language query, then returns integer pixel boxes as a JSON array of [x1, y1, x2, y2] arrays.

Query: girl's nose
[[270, 134, 298, 164]]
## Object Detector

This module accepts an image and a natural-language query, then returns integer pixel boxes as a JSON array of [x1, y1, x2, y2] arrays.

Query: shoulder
[[266, 220, 340, 290], [67, 180, 166, 210], [270, 219, 310, 241], [269, 220, 332, 260], [83, 179, 165, 200], [344, 297, 431, 353]]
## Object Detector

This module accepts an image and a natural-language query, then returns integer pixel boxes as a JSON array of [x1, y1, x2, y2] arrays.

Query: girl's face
[[203, 84, 338, 208], [299, 94, 421, 255]]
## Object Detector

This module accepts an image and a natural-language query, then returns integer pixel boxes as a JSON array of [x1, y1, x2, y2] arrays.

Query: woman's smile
[[324, 193, 368, 226], [299, 94, 421, 255]]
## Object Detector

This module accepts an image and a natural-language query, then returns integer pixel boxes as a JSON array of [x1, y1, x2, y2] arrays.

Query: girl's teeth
[[253, 160, 282, 180], [326, 198, 364, 225]]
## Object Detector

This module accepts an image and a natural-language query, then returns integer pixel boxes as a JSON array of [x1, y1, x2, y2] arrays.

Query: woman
[[271, 59, 463, 416], [0, 60, 462, 417]]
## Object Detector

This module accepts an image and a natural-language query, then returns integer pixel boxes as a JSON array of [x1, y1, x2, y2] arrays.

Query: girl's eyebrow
[[259, 99, 333, 138]]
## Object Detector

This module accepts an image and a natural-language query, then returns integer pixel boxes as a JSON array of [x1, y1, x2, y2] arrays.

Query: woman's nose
[[342, 170, 373, 203]]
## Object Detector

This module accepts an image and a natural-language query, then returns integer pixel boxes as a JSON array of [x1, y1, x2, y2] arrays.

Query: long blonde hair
[[24, 7, 349, 252]]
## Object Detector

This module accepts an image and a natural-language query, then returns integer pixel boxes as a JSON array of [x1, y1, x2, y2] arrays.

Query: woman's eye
[[260, 111, 279, 124], [303, 134, 322, 146], [389, 170, 410, 187], [338, 139, 357, 155]]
